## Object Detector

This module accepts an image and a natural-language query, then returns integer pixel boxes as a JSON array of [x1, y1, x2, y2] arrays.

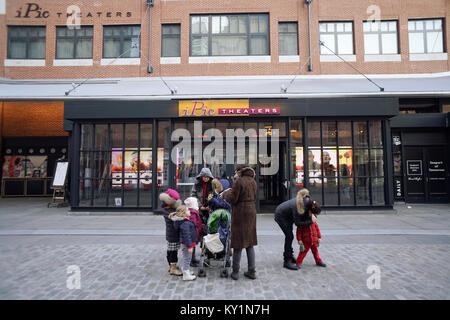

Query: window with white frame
[[103, 25, 141, 58], [7, 26, 46, 59], [56, 26, 93, 59], [408, 18, 444, 54], [319, 22, 354, 55], [161, 24, 181, 57], [363, 21, 398, 55], [279, 22, 298, 56], [190, 14, 269, 56]]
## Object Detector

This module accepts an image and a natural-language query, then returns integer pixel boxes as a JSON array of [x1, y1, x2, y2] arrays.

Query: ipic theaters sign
[[179, 100, 281, 117], [12, 2, 134, 19]]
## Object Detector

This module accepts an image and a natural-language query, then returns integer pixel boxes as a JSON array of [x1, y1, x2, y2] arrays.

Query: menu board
[[51, 162, 69, 188]]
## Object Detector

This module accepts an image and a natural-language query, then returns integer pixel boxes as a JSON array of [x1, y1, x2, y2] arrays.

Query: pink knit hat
[[165, 188, 180, 200]]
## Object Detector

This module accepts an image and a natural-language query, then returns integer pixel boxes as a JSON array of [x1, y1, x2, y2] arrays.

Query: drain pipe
[[147, 0, 154, 73], [306, 0, 313, 72]]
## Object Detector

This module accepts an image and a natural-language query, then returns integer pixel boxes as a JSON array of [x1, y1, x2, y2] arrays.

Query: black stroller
[[197, 209, 232, 278]]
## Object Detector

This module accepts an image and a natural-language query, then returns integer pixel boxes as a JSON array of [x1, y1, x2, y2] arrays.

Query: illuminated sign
[[179, 100, 280, 117]]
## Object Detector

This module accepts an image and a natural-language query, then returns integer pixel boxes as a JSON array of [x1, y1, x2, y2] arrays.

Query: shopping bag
[[204, 233, 224, 253]]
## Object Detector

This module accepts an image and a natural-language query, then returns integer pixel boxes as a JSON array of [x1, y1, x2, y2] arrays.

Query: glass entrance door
[[257, 140, 288, 213]]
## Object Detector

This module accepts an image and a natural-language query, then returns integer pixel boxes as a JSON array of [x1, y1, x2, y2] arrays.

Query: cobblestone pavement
[[0, 234, 449, 300]]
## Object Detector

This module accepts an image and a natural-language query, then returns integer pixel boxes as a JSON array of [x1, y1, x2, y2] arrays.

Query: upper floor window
[[103, 25, 141, 58], [7, 26, 46, 59], [319, 21, 354, 55], [279, 22, 298, 55], [190, 14, 269, 56], [56, 26, 93, 59], [408, 19, 444, 54], [161, 24, 181, 57], [363, 20, 398, 55]]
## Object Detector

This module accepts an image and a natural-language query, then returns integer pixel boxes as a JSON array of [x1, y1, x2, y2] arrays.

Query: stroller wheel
[[198, 268, 207, 278], [220, 269, 229, 278], [203, 259, 210, 268]]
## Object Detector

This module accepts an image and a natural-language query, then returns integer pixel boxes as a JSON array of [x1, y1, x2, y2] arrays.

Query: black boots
[[244, 268, 257, 280], [283, 257, 299, 270], [231, 269, 239, 280]]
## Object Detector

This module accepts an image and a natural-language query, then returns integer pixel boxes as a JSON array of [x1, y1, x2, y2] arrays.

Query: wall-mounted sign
[[429, 160, 445, 172], [179, 100, 280, 117], [394, 177, 403, 198], [407, 160, 422, 176], [13, 2, 133, 19]]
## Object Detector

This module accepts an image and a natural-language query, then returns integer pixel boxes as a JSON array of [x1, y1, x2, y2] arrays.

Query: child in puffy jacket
[[296, 201, 326, 268], [159, 189, 182, 276], [170, 205, 198, 281], [184, 197, 203, 267]]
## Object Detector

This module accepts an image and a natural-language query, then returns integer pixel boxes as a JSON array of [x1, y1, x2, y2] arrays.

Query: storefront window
[[304, 120, 385, 206], [78, 123, 153, 208]]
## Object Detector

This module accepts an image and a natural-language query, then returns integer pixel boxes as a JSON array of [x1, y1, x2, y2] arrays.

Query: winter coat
[[188, 208, 203, 240], [296, 222, 322, 245], [172, 216, 198, 249], [190, 168, 214, 207], [208, 192, 231, 212], [274, 193, 314, 227], [162, 205, 180, 243], [223, 166, 258, 249]]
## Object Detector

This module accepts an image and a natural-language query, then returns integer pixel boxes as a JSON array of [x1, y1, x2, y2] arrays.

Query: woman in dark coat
[[222, 164, 258, 280], [190, 167, 214, 221]]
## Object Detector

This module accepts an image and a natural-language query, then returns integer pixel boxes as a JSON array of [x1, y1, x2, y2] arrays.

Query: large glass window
[[408, 19, 444, 54], [56, 26, 93, 59], [302, 120, 385, 206], [319, 21, 354, 55], [79, 123, 153, 208], [161, 24, 181, 57], [363, 20, 398, 55], [279, 22, 298, 55], [103, 25, 141, 58], [190, 14, 269, 56], [7, 26, 46, 59]]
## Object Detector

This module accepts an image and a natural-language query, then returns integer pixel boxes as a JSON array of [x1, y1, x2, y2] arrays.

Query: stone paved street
[[0, 198, 449, 300]]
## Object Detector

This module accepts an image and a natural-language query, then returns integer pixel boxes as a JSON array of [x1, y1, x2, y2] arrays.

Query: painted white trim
[[279, 55, 300, 63], [364, 54, 402, 62], [160, 57, 181, 64], [53, 59, 94, 67], [320, 55, 357, 62], [4, 59, 46, 67], [409, 53, 448, 61], [0, 0, 5, 15], [100, 58, 141, 66], [189, 56, 271, 64]]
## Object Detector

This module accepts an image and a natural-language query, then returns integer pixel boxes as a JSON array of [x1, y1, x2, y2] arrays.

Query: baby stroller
[[197, 207, 232, 278]]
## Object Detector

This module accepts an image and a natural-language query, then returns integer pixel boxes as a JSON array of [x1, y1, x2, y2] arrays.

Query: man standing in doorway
[[274, 189, 315, 270]]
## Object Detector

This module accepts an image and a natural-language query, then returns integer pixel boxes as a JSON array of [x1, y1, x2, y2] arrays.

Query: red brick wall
[[1, 101, 68, 137], [1, 0, 449, 79]]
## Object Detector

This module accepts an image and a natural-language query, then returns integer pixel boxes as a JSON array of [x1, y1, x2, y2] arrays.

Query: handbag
[[204, 233, 224, 253]]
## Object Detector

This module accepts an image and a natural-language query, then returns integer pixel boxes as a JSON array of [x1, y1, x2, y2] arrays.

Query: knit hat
[[159, 188, 182, 209], [184, 197, 199, 211]]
